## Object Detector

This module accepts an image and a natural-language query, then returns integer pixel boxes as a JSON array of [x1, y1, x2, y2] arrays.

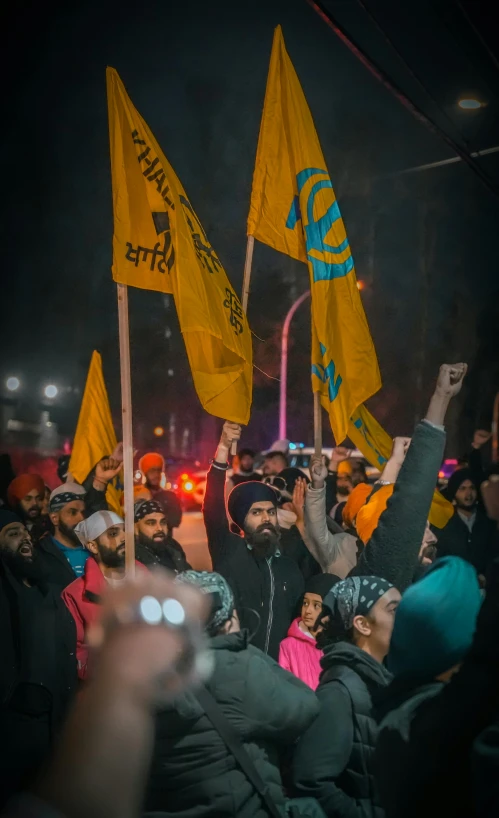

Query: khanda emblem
[[286, 168, 354, 282]]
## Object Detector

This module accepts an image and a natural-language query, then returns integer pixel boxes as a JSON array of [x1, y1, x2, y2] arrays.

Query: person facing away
[[62, 510, 145, 680], [279, 573, 339, 690], [144, 569, 319, 817], [262, 450, 288, 478], [0, 510, 77, 808], [293, 575, 400, 818], [373, 555, 493, 818], [434, 467, 499, 575], [134, 498, 191, 574], [231, 448, 262, 486], [138, 452, 183, 528], [6, 474, 49, 540], [203, 422, 305, 660]]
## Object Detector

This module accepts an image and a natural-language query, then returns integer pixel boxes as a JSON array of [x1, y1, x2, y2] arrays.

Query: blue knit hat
[[388, 556, 482, 680]]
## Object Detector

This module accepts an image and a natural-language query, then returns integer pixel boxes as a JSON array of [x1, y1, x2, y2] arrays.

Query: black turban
[[227, 481, 278, 532], [445, 468, 476, 502]]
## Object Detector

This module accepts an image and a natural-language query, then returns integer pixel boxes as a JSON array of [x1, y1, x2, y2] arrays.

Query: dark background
[[1, 0, 498, 460]]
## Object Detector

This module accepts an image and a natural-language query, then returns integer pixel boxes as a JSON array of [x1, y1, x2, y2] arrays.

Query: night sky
[[2, 0, 499, 458]]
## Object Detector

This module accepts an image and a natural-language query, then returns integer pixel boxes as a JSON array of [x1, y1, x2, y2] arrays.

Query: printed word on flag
[[107, 68, 252, 424], [69, 351, 123, 515], [248, 26, 380, 443]]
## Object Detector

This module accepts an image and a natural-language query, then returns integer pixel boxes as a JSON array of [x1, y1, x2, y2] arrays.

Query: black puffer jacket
[[293, 642, 390, 818], [203, 464, 304, 658], [135, 536, 191, 574], [145, 629, 319, 817]]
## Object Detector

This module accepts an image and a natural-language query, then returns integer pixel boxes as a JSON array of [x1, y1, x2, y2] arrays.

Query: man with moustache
[[203, 422, 304, 659], [134, 499, 191, 574], [6, 474, 49, 539], [62, 510, 144, 680], [0, 510, 77, 807]]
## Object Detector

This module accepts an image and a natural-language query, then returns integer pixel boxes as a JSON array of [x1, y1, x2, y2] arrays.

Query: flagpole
[[117, 283, 136, 577], [313, 392, 322, 458], [231, 235, 255, 455]]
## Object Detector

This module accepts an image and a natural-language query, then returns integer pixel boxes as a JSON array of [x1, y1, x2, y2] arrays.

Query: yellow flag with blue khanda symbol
[[69, 351, 123, 515], [107, 67, 252, 424], [248, 26, 380, 443]]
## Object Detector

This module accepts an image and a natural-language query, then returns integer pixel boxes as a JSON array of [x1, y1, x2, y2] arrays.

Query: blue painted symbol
[[352, 417, 387, 467], [312, 344, 342, 403], [286, 167, 354, 282]]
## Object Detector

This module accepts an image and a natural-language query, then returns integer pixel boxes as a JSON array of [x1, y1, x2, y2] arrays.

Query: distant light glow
[[154, 426, 165, 437], [139, 596, 162, 625], [289, 443, 297, 450], [356, 280, 365, 291], [44, 385, 58, 399], [458, 98, 482, 110], [183, 481, 194, 492], [6, 377, 20, 392], [180, 473, 189, 480]]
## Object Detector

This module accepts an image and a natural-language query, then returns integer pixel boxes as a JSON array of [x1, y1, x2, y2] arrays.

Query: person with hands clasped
[[202, 421, 304, 659]]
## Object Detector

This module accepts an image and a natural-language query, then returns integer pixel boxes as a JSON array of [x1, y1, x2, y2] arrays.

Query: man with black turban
[[202, 422, 304, 659], [435, 467, 499, 575]]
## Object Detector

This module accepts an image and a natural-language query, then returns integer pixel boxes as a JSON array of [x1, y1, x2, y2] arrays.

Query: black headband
[[134, 499, 164, 522]]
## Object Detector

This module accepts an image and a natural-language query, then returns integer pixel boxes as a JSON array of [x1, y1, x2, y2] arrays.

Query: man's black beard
[[58, 519, 83, 548], [455, 499, 476, 513], [245, 523, 281, 558], [419, 544, 437, 564], [0, 546, 47, 583], [337, 485, 351, 498], [137, 530, 168, 555], [97, 543, 125, 569], [15, 502, 41, 526]]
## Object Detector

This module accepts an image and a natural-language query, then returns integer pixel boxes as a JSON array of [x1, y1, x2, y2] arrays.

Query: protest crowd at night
[[2, 9, 499, 818]]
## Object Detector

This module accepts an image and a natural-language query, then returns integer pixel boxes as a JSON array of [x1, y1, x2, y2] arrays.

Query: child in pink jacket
[[279, 574, 338, 689]]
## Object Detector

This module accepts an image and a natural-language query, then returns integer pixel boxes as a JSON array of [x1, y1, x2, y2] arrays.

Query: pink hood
[[278, 617, 324, 690]]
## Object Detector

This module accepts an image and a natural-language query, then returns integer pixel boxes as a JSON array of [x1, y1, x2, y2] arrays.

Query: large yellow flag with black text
[[248, 27, 380, 442], [107, 68, 252, 424], [69, 351, 122, 514]]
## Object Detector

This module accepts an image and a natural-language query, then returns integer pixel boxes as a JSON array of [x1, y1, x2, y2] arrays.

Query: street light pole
[[279, 291, 310, 440]]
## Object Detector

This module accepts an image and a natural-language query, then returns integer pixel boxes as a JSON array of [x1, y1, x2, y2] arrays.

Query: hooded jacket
[[145, 629, 319, 817], [203, 464, 304, 659], [278, 617, 323, 690], [293, 642, 391, 818]]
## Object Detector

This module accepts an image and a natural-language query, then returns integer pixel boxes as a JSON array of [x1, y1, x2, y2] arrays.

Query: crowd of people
[[1, 362, 499, 818]]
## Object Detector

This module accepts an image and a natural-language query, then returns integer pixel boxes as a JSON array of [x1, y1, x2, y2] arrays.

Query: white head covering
[[75, 510, 124, 547], [49, 481, 86, 511]]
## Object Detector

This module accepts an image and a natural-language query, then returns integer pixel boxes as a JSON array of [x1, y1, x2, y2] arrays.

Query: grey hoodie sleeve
[[304, 485, 338, 571]]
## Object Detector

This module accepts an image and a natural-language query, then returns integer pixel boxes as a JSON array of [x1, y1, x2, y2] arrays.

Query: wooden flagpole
[[314, 391, 323, 458], [117, 283, 136, 577], [231, 235, 255, 455]]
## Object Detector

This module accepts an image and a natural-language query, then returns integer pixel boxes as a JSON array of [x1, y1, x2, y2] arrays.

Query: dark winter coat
[[293, 642, 390, 818], [35, 534, 79, 592], [135, 535, 191, 574], [473, 719, 499, 817], [352, 421, 446, 592], [434, 507, 499, 575], [279, 525, 321, 581], [373, 558, 499, 818], [203, 463, 304, 659], [0, 560, 77, 806], [145, 629, 319, 817]]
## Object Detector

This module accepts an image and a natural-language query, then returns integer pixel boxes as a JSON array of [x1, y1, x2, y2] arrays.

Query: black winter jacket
[[373, 558, 499, 818], [293, 642, 390, 818], [434, 507, 499, 575], [145, 630, 319, 817], [203, 464, 304, 658], [135, 535, 191, 574]]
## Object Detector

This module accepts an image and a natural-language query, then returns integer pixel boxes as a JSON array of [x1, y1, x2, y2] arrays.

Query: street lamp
[[6, 377, 20, 392], [279, 291, 310, 440], [44, 384, 58, 399], [458, 98, 484, 110]]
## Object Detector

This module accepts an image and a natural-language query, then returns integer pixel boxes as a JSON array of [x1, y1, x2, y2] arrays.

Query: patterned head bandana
[[49, 482, 86, 512], [323, 576, 394, 631], [134, 499, 164, 522]]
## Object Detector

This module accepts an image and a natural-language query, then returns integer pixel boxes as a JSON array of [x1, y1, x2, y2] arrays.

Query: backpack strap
[[195, 686, 282, 818]]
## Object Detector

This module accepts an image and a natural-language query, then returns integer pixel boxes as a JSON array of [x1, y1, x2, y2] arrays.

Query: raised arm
[[305, 455, 339, 570], [202, 421, 241, 566], [356, 363, 467, 590]]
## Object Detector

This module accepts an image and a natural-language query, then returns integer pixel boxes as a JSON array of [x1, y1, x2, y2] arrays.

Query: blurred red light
[[183, 481, 194, 492]]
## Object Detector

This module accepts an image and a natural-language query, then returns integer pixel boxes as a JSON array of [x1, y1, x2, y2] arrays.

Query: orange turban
[[337, 460, 353, 476], [7, 474, 45, 508], [355, 485, 394, 545], [139, 453, 164, 474], [342, 483, 373, 529]]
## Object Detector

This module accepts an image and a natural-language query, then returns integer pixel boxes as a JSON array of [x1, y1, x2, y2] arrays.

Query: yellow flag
[[348, 403, 453, 529], [69, 351, 122, 514], [248, 26, 380, 443], [107, 67, 252, 424]]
